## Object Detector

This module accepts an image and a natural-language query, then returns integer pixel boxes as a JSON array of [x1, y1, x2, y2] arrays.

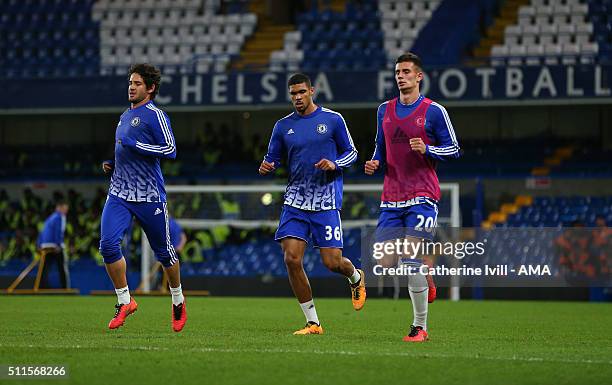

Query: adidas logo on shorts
[[154, 208, 162, 215]]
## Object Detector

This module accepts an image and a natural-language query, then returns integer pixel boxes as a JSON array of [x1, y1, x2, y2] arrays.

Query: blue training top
[[109, 100, 176, 203], [264, 106, 357, 211], [37, 211, 66, 249]]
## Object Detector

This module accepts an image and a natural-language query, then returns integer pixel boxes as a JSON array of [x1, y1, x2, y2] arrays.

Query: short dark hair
[[288, 73, 311, 88], [128, 63, 162, 99], [396, 52, 423, 71]]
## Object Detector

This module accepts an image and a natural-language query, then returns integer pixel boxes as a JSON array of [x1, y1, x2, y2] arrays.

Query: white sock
[[408, 270, 428, 330], [347, 268, 361, 284], [170, 285, 184, 306], [115, 286, 130, 305], [299, 299, 320, 325]]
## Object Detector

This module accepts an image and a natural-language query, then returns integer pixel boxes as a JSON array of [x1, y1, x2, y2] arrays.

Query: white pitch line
[[2, 344, 611, 366]]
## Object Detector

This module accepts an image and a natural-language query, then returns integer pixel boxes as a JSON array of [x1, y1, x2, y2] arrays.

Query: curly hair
[[128, 63, 162, 99]]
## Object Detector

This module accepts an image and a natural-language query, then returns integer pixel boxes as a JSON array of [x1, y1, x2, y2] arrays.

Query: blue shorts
[[376, 201, 439, 242], [99, 194, 178, 267], [275, 205, 343, 248]]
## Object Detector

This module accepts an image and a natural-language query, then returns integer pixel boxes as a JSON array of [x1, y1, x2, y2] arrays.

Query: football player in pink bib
[[365, 53, 460, 342]]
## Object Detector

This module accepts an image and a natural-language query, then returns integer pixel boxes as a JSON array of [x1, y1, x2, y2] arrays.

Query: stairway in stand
[[467, 0, 530, 66], [231, 0, 294, 71]]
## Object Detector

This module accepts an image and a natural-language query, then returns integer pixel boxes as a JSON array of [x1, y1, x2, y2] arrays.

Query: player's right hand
[[102, 160, 114, 174], [364, 160, 379, 175], [259, 160, 276, 175]]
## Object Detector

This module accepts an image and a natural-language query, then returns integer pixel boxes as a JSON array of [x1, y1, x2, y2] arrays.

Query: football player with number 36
[[259, 73, 366, 335]]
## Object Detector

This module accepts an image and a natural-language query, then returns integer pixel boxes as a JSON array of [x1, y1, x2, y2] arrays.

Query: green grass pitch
[[1, 296, 611, 385]]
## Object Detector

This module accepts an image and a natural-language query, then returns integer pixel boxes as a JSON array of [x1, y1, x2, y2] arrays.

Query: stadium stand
[[0, 187, 363, 283], [503, 196, 612, 227], [269, 0, 386, 72], [1, 186, 609, 291], [232, 0, 293, 71], [2, 0, 611, 77], [475, 196, 611, 283], [590, 0, 612, 63], [0, 0, 100, 79], [550, 146, 612, 176], [489, 0, 606, 66], [379, 0, 441, 65], [269, 0, 500, 70], [412, 0, 492, 65], [94, 0, 257, 74], [0, 0, 258, 78], [472, 224, 610, 282]]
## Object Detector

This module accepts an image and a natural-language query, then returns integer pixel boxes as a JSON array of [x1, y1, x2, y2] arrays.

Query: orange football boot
[[350, 269, 366, 311], [293, 322, 324, 335]]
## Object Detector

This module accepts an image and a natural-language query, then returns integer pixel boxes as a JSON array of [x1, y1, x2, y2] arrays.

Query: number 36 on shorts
[[324, 225, 342, 240]]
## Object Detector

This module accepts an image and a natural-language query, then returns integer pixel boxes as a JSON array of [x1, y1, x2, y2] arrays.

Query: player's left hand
[[102, 160, 114, 174], [259, 160, 276, 175], [314, 158, 336, 171], [410, 138, 426, 154]]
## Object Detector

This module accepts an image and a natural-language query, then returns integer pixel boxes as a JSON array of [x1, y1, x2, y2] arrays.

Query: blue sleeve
[[263, 122, 285, 167], [372, 103, 387, 165], [121, 110, 177, 159], [332, 113, 357, 169], [424, 103, 460, 162], [39, 215, 62, 248]]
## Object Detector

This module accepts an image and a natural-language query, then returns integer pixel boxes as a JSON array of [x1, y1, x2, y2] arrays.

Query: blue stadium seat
[[0, 0, 99, 79], [285, 2, 388, 72]]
